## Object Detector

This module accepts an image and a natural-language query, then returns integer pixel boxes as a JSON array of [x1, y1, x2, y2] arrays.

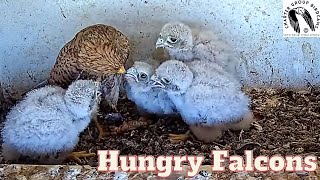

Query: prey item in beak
[[117, 66, 126, 74], [156, 38, 165, 48], [101, 74, 122, 110], [97, 81, 104, 96], [95, 81, 102, 94]]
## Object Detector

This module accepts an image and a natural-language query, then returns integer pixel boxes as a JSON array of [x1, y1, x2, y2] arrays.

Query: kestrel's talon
[[68, 151, 96, 164], [168, 130, 191, 142]]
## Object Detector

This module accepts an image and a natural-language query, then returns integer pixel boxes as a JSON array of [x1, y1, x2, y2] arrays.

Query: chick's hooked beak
[[156, 38, 165, 48], [117, 66, 126, 74], [150, 75, 165, 88], [124, 68, 139, 82]]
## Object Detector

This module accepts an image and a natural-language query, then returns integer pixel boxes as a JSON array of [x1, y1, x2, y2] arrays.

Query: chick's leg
[[68, 151, 96, 164], [169, 130, 191, 142], [93, 114, 111, 140], [227, 111, 255, 131], [189, 125, 223, 143]]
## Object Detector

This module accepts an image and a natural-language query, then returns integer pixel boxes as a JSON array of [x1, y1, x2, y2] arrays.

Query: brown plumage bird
[[48, 24, 129, 140]]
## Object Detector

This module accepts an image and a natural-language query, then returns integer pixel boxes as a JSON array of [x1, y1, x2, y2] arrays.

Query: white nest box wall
[[0, 0, 319, 98]]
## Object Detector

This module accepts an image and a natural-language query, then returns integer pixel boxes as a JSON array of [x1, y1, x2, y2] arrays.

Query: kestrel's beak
[[117, 66, 126, 74], [156, 38, 165, 48]]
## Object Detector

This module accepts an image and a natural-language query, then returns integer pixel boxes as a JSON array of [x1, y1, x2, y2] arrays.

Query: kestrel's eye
[[168, 37, 178, 43], [139, 72, 148, 80], [161, 77, 171, 84]]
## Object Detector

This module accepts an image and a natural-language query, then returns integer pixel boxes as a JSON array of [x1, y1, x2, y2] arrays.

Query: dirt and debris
[[0, 87, 319, 168]]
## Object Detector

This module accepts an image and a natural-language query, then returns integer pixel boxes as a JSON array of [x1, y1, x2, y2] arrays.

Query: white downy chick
[[125, 61, 176, 117], [155, 22, 241, 78], [184, 60, 242, 90], [151, 60, 254, 143], [1, 80, 101, 164]]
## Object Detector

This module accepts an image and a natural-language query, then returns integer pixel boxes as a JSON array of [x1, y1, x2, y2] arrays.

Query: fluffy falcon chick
[[125, 61, 176, 117], [156, 22, 241, 78], [184, 60, 242, 90], [48, 24, 129, 139], [151, 60, 254, 143], [2, 80, 101, 164]]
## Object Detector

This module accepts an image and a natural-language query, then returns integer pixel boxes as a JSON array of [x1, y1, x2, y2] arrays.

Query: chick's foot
[[68, 151, 96, 164], [93, 116, 111, 140], [168, 130, 191, 142]]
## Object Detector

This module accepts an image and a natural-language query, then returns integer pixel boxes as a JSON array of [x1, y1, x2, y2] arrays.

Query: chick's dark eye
[[170, 37, 177, 43], [139, 73, 147, 79]]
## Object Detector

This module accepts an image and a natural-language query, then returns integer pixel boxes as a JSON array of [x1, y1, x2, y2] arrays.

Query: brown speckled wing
[[48, 40, 80, 88]]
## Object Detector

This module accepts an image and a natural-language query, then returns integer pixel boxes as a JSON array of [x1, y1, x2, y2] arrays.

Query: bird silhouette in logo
[[288, 7, 315, 33]]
